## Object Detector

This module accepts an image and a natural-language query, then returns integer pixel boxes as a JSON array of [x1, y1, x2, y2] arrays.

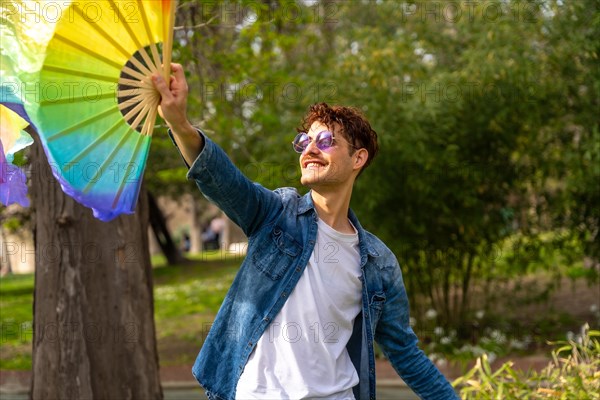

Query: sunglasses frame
[[292, 130, 348, 153]]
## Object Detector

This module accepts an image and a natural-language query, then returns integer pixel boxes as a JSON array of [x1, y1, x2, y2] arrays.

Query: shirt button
[[281, 292, 287, 297], [248, 342, 252, 347], [264, 316, 270, 322], [295, 267, 301, 272]]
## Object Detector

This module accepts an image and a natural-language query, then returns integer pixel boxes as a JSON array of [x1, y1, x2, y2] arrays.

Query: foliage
[[148, 0, 600, 334], [453, 324, 600, 399], [327, 0, 599, 332], [142, 0, 600, 335]]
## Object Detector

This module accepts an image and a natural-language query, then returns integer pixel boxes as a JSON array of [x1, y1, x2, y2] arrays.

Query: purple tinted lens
[[293, 133, 310, 153], [292, 131, 335, 153], [315, 131, 334, 150]]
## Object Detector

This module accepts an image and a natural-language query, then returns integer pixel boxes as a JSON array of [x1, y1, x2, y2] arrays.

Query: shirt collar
[[298, 191, 379, 259], [297, 191, 314, 214]]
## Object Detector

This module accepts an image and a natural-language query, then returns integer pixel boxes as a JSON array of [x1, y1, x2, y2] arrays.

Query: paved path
[[1, 355, 552, 399]]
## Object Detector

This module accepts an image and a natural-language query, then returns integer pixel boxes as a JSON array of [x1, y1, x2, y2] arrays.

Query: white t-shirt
[[236, 219, 362, 399]]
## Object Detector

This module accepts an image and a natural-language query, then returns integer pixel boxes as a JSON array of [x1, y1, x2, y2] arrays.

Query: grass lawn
[[0, 273, 34, 369], [152, 253, 240, 366], [0, 251, 241, 370]]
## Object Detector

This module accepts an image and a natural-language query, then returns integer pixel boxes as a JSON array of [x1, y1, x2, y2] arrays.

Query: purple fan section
[[0, 141, 30, 207]]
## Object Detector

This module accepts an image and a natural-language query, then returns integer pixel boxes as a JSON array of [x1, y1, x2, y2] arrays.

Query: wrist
[[170, 120, 196, 138]]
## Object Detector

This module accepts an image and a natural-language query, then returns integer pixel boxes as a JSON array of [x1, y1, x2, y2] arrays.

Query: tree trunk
[[148, 191, 185, 265], [0, 223, 13, 276], [221, 211, 231, 252], [188, 194, 203, 254], [29, 130, 162, 399]]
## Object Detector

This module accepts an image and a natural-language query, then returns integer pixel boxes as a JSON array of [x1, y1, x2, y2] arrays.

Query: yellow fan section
[[42, 0, 175, 135]]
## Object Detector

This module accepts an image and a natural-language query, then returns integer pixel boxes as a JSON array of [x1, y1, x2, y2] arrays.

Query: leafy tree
[[146, 0, 598, 336]]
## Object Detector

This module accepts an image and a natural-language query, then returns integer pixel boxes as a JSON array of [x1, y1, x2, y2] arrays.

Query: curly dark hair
[[298, 102, 379, 174]]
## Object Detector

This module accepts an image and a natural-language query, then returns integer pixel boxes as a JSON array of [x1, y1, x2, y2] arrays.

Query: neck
[[310, 184, 355, 234]]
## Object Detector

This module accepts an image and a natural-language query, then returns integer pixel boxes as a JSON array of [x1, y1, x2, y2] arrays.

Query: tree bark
[[29, 130, 162, 399], [0, 222, 13, 276], [188, 194, 203, 254]]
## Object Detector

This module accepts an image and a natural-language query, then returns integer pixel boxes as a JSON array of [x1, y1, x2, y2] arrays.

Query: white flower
[[440, 336, 452, 345], [425, 309, 438, 320], [475, 310, 485, 319], [472, 346, 485, 357], [510, 339, 526, 350], [409, 317, 417, 327], [434, 326, 444, 336], [490, 329, 507, 344]]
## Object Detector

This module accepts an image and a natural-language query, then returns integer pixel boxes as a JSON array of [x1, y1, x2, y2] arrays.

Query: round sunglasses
[[292, 130, 356, 153]]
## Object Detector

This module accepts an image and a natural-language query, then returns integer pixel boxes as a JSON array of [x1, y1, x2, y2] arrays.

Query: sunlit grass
[[0, 253, 241, 370], [0, 274, 34, 370]]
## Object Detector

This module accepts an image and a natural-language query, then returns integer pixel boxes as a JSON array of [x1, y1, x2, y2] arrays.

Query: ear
[[353, 148, 368, 172]]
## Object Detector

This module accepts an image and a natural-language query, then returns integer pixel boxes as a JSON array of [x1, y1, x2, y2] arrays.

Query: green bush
[[453, 324, 600, 399]]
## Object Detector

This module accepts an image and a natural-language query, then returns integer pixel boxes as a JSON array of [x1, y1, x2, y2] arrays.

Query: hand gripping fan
[[26, 0, 177, 221]]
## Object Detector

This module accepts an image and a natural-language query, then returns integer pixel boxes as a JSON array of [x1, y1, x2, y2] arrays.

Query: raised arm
[[152, 64, 282, 236], [152, 64, 203, 166]]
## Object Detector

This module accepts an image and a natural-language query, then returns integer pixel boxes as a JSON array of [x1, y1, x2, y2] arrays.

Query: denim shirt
[[175, 131, 458, 400]]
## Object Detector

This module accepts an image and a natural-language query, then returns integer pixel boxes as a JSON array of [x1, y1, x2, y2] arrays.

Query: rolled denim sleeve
[[169, 128, 281, 236], [375, 264, 459, 399]]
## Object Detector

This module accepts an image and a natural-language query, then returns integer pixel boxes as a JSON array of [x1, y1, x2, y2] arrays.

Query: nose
[[303, 138, 320, 155]]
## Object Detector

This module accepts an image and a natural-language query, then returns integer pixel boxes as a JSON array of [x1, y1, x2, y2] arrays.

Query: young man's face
[[298, 121, 360, 189]]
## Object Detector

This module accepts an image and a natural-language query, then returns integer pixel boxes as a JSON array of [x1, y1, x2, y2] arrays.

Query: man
[[152, 65, 458, 400]]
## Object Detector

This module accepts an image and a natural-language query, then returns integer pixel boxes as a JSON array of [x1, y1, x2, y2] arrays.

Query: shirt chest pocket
[[251, 227, 301, 280], [369, 293, 386, 330]]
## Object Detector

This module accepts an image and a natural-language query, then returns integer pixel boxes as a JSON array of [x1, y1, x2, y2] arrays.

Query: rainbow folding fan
[[18, 0, 177, 221]]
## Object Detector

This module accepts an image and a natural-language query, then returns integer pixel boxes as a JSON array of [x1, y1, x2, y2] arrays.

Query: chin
[[300, 173, 325, 187], [300, 176, 315, 187]]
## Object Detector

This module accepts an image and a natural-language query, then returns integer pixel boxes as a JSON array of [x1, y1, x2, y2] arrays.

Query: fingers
[[151, 63, 189, 129], [171, 63, 185, 81], [153, 63, 187, 94], [151, 74, 173, 101], [170, 64, 188, 93]]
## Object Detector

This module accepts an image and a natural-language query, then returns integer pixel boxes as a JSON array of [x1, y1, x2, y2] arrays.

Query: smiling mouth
[[302, 160, 326, 168], [305, 163, 324, 169]]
